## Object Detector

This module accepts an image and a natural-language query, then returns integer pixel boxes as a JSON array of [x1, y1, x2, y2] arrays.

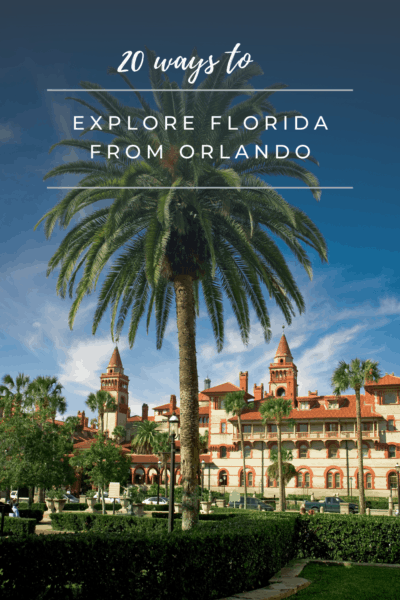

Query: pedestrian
[[10, 501, 20, 518]]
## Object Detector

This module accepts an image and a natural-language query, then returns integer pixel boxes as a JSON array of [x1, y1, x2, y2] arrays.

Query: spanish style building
[[70, 338, 400, 498]]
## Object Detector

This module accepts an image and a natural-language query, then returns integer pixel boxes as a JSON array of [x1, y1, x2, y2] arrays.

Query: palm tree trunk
[[277, 422, 284, 512], [238, 415, 248, 509], [174, 274, 200, 531], [355, 388, 366, 515]]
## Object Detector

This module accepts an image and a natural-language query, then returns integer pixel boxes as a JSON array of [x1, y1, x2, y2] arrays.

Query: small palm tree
[[112, 425, 126, 444], [85, 390, 117, 506], [132, 420, 160, 453], [331, 359, 381, 515], [28, 375, 66, 424], [0, 373, 31, 417], [260, 397, 295, 511], [268, 447, 296, 506], [86, 390, 117, 435], [152, 432, 171, 498], [223, 391, 253, 509]]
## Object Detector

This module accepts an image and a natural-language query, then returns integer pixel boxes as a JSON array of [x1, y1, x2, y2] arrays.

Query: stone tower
[[100, 347, 130, 436], [268, 334, 298, 406]]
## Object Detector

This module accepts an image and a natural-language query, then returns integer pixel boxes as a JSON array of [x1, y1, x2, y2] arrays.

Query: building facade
[[74, 339, 400, 498]]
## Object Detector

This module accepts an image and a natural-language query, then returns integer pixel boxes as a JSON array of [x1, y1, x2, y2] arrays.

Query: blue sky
[[1, 1, 399, 420]]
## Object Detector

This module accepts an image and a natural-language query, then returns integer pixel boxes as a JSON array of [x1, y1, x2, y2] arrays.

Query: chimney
[[142, 403, 148, 421], [77, 410, 85, 426], [253, 383, 264, 401], [239, 371, 248, 393], [170, 395, 177, 412]]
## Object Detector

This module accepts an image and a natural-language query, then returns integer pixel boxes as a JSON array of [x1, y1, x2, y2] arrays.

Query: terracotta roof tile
[[108, 346, 123, 369], [275, 334, 292, 358], [200, 382, 254, 399]]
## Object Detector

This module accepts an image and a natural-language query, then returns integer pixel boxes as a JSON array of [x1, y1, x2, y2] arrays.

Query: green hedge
[[151, 512, 237, 521], [49, 512, 167, 533], [19, 509, 44, 523], [143, 504, 169, 511], [1, 517, 36, 536], [296, 514, 400, 563], [0, 518, 296, 599], [93, 503, 122, 512], [63, 503, 87, 511]]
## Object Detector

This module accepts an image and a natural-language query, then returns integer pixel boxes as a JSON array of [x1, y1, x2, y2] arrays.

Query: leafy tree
[[35, 49, 328, 529], [152, 432, 171, 498], [199, 429, 209, 453], [331, 358, 381, 515], [223, 391, 253, 509], [70, 432, 130, 514], [112, 424, 126, 444], [131, 419, 160, 453], [260, 397, 295, 511]]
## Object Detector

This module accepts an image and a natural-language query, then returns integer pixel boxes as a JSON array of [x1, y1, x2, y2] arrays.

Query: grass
[[294, 562, 400, 600]]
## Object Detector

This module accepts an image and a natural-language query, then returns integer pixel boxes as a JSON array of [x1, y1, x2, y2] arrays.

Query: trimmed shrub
[[31, 503, 47, 512], [49, 512, 166, 533], [1, 517, 36, 536], [143, 504, 169, 511], [0, 517, 296, 599], [296, 513, 400, 563], [93, 503, 122, 512], [19, 509, 44, 523], [151, 512, 237, 521], [63, 503, 87, 511]]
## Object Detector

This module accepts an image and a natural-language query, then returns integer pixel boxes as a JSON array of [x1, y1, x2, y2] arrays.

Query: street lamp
[[201, 460, 205, 500], [349, 477, 353, 502], [396, 463, 400, 515], [157, 460, 161, 505], [168, 413, 179, 533]]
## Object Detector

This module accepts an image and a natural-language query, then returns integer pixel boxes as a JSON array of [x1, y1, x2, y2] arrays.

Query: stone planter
[[174, 502, 182, 514], [54, 499, 67, 513], [86, 497, 97, 513], [45, 499, 56, 514], [200, 501, 211, 514], [121, 498, 130, 514], [79, 495, 86, 504], [216, 499, 225, 508], [339, 502, 350, 514], [131, 503, 144, 517]]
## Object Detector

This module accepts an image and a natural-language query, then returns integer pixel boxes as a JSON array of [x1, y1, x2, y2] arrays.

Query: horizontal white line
[[47, 89, 354, 93], [47, 186, 353, 190]]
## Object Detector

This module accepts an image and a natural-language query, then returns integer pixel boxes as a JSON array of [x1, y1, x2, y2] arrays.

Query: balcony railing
[[233, 430, 379, 441]]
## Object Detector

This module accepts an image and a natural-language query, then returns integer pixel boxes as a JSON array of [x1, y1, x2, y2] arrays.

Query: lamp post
[[349, 477, 353, 502], [157, 460, 161, 505], [168, 413, 179, 533], [201, 460, 205, 500], [396, 463, 400, 515]]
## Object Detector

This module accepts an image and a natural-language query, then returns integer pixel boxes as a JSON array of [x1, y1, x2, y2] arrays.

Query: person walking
[[11, 501, 20, 518]]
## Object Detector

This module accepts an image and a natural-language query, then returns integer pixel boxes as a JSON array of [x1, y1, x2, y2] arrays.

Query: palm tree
[[268, 447, 296, 507], [86, 390, 117, 435], [85, 389, 117, 507], [260, 397, 295, 511], [152, 432, 171, 498], [0, 373, 30, 417], [223, 391, 253, 509], [35, 49, 328, 529], [131, 419, 160, 453], [331, 359, 381, 515], [112, 425, 126, 444], [28, 375, 67, 424]]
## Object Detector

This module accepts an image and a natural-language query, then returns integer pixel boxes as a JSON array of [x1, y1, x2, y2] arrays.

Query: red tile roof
[[200, 382, 254, 399], [108, 346, 123, 369], [368, 374, 400, 386], [228, 395, 383, 422], [275, 334, 292, 357], [153, 403, 171, 410]]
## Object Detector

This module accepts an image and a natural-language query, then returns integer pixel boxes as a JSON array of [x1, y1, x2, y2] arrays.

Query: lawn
[[295, 562, 400, 600]]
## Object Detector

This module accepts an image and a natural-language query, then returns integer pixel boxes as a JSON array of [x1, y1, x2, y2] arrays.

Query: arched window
[[328, 444, 339, 459], [389, 473, 397, 489], [248, 472, 253, 486], [327, 469, 340, 489], [219, 471, 227, 486], [298, 470, 310, 487], [244, 445, 251, 459], [366, 473, 372, 489], [362, 443, 369, 458], [220, 447, 227, 458], [299, 444, 308, 459], [277, 387, 286, 397], [388, 445, 396, 458]]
